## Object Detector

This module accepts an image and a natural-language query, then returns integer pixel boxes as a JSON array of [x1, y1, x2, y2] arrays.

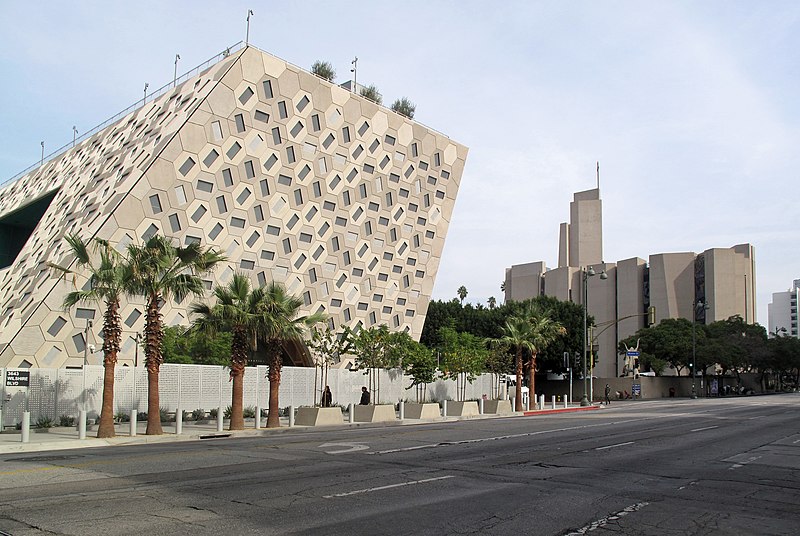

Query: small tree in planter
[[484, 342, 513, 399], [438, 327, 486, 401], [311, 60, 336, 82], [390, 97, 416, 119], [352, 325, 392, 404], [402, 341, 437, 403], [309, 325, 353, 406], [360, 84, 382, 105]]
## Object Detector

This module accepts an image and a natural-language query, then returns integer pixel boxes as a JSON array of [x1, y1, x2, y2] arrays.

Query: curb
[[522, 405, 601, 417]]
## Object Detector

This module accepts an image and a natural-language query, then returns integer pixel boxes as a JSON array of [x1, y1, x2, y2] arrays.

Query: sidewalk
[[0, 405, 601, 455]]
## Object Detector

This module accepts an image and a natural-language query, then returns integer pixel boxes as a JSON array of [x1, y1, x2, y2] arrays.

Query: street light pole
[[580, 266, 607, 406], [691, 299, 709, 399]]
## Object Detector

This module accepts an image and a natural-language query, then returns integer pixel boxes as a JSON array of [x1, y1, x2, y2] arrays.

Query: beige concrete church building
[[504, 188, 756, 378], [0, 44, 467, 368]]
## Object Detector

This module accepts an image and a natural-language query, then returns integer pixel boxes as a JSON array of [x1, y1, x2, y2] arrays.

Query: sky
[[1, 1, 798, 327]]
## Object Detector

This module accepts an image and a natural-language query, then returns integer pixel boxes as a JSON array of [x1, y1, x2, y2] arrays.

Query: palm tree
[[190, 274, 266, 430], [457, 285, 468, 305], [500, 281, 506, 293], [488, 296, 497, 309], [495, 315, 535, 411], [524, 308, 566, 400], [310, 60, 336, 82], [50, 235, 128, 438], [261, 281, 325, 428], [124, 235, 225, 435]]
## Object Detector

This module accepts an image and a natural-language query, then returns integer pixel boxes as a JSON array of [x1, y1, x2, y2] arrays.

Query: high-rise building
[[0, 45, 468, 368], [504, 188, 756, 378], [768, 280, 799, 338]]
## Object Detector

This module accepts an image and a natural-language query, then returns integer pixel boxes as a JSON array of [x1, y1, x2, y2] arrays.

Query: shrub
[[224, 405, 232, 419], [192, 408, 206, 421], [114, 411, 130, 423], [35, 416, 53, 429], [209, 408, 218, 419], [311, 60, 336, 82], [159, 407, 174, 422], [390, 97, 416, 119], [137, 411, 148, 421], [59, 415, 76, 427], [243, 406, 256, 418], [360, 84, 382, 105]]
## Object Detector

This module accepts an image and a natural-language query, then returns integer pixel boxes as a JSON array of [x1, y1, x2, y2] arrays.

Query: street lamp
[[691, 299, 710, 399], [350, 57, 358, 93], [134, 332, 143, 368], [581, 266, 607, 406]]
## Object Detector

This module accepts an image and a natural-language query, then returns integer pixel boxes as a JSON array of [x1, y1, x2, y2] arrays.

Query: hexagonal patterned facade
[[0, 45, 467, 368]]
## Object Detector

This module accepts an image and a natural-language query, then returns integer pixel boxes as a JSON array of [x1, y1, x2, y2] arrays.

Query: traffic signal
[[574, 351, 580, 368], [647, 306, 656, 327]]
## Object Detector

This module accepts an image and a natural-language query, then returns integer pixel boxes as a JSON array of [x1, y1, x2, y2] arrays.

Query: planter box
[[483, 399, 513, 415], [295, 407, 344, 426], [404, 402, 441, 420], [353, 404, 397, 423], [446, 401, 480, 417]]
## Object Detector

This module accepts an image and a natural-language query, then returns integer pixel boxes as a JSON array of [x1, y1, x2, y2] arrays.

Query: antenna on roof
[[596, 160, 600, 190], [173, 54, 181, 87], [246, 9, 254, 45], [40, 141, 45, 166]]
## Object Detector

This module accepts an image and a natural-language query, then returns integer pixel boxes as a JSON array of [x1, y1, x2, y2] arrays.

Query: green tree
[[161, 325, 232, 365], [402, 340, 437, 403], [360, 84, 382, 104], [438, 327, 486, 401], [190, 274, 268, 430], [261, 281, 325, 428], [124, 235, 226, 435], [619, 318, 694, 376], [390, 97, 416, 119], [50, 235, 128, 439], [457, 285, 468, 305], [352, 325, 391, 403], [487, 296, 496, 310], [494, 315, 535, 411], [310, 60, 336, 82], [521, 306, 566, 398], [309, 326, 353, 405]]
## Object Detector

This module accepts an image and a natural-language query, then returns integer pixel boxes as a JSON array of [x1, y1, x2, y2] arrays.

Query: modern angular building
[[768, 279, 799, 338], [505, 187, 756, 378], [0, 44, 468, 368]]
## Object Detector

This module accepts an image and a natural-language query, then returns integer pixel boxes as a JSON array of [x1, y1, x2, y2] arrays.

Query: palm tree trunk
[[529, 352, 537, 407], [230, 367, 245, 430], [267, 354, 282, 428], [515, 349, 523, 411], [97, 359, 116, 438], [146, 365, 162, 435]]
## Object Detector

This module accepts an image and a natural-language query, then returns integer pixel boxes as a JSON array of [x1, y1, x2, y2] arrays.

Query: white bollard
[[21, 411, 30, 443], [442, 400, 448, 417], [130, 409, 137, 437], [511, 398, 516, 412], [78, 410, 87, 440], [348, 403, 354, 424], [399, 400, 404, 420], [176, 407, 182, 435], [255, 406, 262, 429], [479, 398, 484, 414], [526, 394, 531, 411], [540, 394, 545, 410], [217, 406, 224, 432], [564, 394, 569, 409], [288, 405, 295, 427], [551, 395, 556, 410]]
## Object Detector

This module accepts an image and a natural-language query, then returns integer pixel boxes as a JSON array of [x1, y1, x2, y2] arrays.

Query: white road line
[[690, 425, 718, 432], [729, 455, 762, 470], [595, 441, 634, 451], [368, 421, 627, 455], [323, 475, 455, 498]]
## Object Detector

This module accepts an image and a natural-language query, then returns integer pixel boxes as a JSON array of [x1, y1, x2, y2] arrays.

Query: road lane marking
[[323, 475, 455, 498], [368, 421, 628, 455], [565, 502, 649, 534], [595, 441, 634, 451], [319, 442, 369, 454], [690, 426, 718, 432], [729, 455, 762, 470]]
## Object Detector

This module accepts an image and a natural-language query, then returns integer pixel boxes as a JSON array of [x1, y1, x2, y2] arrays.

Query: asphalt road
[[0, 395, 798, 535]]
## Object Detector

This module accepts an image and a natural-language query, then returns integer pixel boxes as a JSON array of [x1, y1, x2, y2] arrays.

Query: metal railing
[[1, 41, 245, 189]]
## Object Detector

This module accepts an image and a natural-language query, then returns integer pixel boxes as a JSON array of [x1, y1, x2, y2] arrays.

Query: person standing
[[321, 386, 333, 407], [359, 386, 370, 405], [604, 384, 611, 405]]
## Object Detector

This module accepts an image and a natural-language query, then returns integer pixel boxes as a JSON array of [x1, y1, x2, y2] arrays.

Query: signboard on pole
[[626, 351, 640, 357], [6, 370, 30, 387]]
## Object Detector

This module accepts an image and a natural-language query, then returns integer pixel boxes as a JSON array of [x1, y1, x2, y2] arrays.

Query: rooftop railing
[[1, 41, 245, 189]]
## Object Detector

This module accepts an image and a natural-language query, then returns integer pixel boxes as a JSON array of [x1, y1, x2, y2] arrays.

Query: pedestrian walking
[[359, 386, 370, 405], [321, 386, 332, 407], [604, 384, 611, 405]]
